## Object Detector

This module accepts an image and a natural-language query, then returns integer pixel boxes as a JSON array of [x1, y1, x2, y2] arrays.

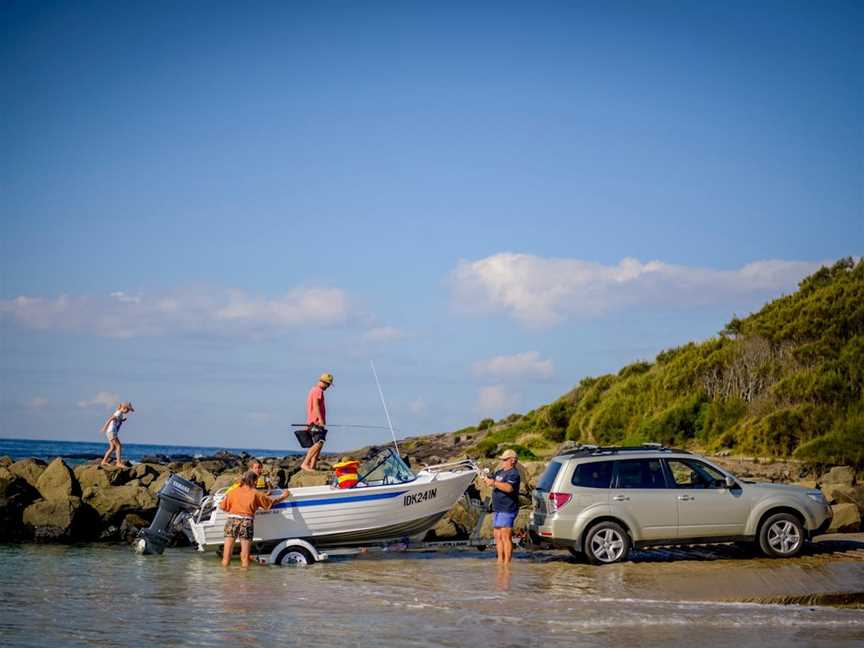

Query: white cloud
[[0, 286, 350, 338], [77, 391, 120, 410], [364, 326, 407, 342], [27, 397, 50, 410], [473, 351, 554, 381], [408, 398, 428, 415], [450, 254, 824, 328], [110, 291, 141, 304], [475, 385, 520, 418]]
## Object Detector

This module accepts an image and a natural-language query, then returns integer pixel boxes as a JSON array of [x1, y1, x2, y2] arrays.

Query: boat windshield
[[357, 448, 415, 486]]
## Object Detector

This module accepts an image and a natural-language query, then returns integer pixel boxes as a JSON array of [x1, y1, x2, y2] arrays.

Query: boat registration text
[[403, 489, 437, 506]]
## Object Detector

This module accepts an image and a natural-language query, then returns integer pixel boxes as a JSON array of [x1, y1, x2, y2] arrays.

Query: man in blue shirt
[[483, 448, 521, 564]]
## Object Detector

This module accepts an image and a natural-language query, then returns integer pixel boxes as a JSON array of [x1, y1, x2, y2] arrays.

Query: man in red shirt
[[301, 372, 333, 472]]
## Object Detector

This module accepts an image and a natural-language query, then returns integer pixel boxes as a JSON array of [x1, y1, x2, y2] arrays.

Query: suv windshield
[[536, 461, 563, 491], [357, 448, 415, 486]]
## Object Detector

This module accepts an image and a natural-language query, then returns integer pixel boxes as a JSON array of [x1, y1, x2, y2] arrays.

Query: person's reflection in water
[[496, 564, 512, 591]]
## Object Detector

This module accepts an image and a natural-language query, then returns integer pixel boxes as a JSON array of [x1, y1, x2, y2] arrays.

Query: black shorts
[[311, 427, 327, 444]]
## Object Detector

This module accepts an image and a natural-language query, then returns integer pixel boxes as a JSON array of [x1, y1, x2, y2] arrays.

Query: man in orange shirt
[[300, 372, 333, 472], [219, 471, 290, 567]]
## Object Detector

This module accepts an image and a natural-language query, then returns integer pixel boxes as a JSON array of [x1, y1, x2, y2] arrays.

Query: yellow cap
[[319, 372, 334, 385]]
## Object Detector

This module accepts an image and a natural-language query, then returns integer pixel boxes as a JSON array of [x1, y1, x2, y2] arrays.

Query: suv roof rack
[[558, 443, 691, 458]]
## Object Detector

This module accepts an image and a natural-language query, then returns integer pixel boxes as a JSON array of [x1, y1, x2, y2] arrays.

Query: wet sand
[[525, 533, 864, 608]]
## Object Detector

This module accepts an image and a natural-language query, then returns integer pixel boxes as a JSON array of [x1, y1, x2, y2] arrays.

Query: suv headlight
[[806, 492, 827, 504]]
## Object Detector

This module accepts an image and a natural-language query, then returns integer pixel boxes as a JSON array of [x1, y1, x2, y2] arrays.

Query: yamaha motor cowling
[[135, 474, 203, 555]]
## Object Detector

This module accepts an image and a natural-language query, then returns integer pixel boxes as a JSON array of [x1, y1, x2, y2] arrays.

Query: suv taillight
[[547, 492, 572, 512]]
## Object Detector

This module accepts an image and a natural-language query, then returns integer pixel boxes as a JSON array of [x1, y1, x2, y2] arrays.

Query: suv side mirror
[[724, 475, 737, 489]]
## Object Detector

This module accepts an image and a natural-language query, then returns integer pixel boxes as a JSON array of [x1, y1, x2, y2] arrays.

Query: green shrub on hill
[[468, 258, 864, 466]]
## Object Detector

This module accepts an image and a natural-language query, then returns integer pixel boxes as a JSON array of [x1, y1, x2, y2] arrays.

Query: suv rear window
[[536, 461, 563, 491], [571, 461, 614, 488], [614, 459, 668, 489]]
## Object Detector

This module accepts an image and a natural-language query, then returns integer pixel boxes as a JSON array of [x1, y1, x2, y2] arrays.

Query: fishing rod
[[370, 360, 400, 455], [290, 424, 399, 430]]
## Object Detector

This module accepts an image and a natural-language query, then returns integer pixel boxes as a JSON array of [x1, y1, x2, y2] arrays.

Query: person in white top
[[100, 402, 134, 467]]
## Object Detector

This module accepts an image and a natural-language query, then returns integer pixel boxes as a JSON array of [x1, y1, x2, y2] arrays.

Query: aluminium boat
[[185, 448, 478, 552]]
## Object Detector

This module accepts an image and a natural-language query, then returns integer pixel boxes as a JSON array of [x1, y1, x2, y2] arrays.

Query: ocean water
[[0, 437, 301, 465], [1, 543, 863, 647]]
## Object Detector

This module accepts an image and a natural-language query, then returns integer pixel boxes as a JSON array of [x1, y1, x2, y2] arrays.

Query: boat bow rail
[[420, 458, 480, 480]]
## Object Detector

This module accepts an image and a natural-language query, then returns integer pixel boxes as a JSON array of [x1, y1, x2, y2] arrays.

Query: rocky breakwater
[[0, 452, 316, 544]]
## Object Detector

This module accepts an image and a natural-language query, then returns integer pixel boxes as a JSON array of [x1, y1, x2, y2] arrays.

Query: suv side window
[[666, 459, 726, 489], [536, 461, 563, 491], [613, 459, 668, 489], [571, 461, 614, 488]]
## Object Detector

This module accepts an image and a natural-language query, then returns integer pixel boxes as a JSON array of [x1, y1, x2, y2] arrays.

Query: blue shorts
[[492, 511, 516, 528]]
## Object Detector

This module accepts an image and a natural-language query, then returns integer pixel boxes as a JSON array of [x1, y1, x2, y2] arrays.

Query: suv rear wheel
[[584, 521, 630, 565], [758, 512, 804, 558]]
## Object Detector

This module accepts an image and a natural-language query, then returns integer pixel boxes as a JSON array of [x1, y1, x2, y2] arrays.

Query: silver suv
[[529, 444, 833, 564]]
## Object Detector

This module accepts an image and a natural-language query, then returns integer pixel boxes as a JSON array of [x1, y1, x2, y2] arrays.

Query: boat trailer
[[254, 493, 508, 566]]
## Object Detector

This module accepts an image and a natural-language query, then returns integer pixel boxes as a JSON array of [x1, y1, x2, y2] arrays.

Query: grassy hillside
[[471, 258, 864, 467]]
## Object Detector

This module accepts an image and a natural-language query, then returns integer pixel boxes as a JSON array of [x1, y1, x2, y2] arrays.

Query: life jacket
[[333, 460, 359, 489]]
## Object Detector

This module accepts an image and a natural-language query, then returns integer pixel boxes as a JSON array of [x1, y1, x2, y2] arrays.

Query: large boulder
[[36, 458, 80, 500], [23, 496, 88, 542], [212, 472, 242, 492], [83, 484, 157, 523], [196, 459, 232, 475], [74, 464, 111, 490], [0, 455, 13, 467], [74, 464, 131, 490], [822, 466, 855, 486], [823, 484, 864, 516], [8, 458, 47, 488], [148, 471, 171, 495], [128, 463, 160, 487], [287, 470, 331, 488], [0, 468, 41, 541], [828, 503, 861, 533], [427, 515, 461, 540], [179, 467, 216, 493], [518, 461, 547, 495]]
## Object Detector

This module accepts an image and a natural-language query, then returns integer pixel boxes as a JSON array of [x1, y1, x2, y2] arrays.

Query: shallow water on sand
[[1, 544, 863, 647]]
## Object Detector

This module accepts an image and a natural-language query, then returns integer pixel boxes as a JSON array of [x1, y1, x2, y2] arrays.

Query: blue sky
[[2, 1, 862, 451]]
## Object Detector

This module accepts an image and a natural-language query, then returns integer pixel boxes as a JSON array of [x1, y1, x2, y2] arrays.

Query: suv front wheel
[[758, 512, 805, 558], [584, 521, 630, 565]]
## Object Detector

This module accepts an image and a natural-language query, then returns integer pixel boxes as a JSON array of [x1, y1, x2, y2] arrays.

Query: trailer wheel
[[275, 546, 315, 566]]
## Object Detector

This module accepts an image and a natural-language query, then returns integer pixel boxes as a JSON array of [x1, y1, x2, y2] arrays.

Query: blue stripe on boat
[[271, 490, 408, 509]]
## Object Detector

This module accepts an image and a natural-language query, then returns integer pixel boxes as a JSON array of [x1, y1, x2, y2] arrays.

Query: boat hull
[[188, 468, 475, 551]]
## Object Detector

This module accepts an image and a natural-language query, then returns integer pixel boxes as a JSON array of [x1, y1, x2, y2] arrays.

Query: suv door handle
[[677, 495, 693, 501], [612, 495, 630, 501]]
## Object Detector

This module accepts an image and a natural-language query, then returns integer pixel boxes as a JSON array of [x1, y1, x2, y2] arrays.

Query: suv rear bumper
[[529, 524, 581, 552]]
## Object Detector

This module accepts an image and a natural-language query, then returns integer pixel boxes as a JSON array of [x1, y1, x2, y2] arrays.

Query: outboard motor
[[135, 474, 203, 555]]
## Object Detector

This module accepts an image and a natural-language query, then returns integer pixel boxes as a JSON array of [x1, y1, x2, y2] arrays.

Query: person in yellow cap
[[301, 373, 333, 471]]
